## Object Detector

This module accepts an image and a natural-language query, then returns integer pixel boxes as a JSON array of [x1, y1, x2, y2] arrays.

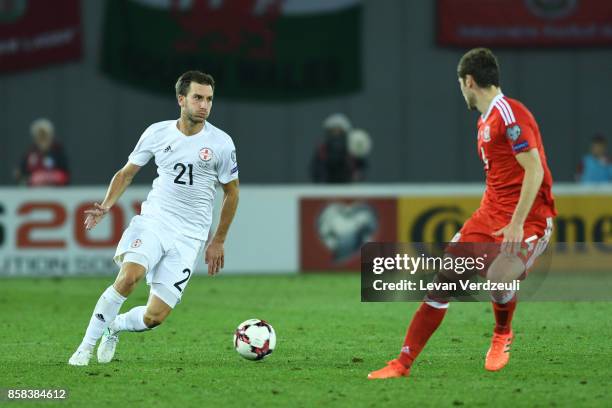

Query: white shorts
[[114, 215, 205, 308]]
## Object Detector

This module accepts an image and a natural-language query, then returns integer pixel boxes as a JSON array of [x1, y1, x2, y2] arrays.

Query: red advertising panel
[[0, 0, 82, 73], [437, 0, 612, 47], [300, 198, 397, 272]]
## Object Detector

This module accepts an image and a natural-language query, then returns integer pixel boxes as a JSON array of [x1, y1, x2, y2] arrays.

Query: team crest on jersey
[[506, 125, 521, 141], [131, 239, 142, 248], [199, 147, 213, 162], [483, 125, 491, 142]]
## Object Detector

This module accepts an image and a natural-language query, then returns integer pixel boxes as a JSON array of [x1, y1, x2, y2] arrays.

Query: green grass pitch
[[1, 274, 610, 407]]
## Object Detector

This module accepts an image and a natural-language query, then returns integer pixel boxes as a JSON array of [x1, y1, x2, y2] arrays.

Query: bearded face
[[459, 77, 477, 111]]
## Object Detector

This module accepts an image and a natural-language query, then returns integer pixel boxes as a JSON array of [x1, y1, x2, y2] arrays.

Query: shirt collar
[[482, 93, 504, 122], [174, 119, 207, 137]]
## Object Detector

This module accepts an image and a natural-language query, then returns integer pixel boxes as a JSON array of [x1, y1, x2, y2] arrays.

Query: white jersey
[[128, 119, 238, 241]]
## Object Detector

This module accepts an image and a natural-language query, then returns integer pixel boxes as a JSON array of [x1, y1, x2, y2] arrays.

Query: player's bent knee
[[143, 294, 172, 329], [143, 314, 162, 328], [143, 310, 168, 328], [487, 255, 524, 282], [114, 262, 146, 296]]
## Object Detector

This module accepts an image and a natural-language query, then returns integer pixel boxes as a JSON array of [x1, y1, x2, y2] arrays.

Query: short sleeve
[[217, 140, 238, 184], [504, 109, 538, 155], [128, 126, 155, 166]]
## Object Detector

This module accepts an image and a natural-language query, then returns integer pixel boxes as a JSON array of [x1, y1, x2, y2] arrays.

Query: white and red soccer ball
[[233, 319, 276, 360]]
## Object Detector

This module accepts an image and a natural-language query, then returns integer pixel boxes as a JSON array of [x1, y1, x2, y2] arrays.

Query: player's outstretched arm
[[493, 149, 544, 252], [206, 179, 239, 276], [84, 162, 141, 230]]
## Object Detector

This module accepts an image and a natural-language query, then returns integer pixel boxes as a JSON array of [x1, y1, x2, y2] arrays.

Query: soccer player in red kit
[[368, 48, 556, 379]]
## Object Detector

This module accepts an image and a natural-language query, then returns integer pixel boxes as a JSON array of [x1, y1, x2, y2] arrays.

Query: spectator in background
[[576, 134, 612, 184], [14, 118, 70, 186], [310, 113, 370, 183]]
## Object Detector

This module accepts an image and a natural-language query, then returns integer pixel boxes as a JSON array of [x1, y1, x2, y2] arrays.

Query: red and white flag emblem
[[199, 147, 213, 161]]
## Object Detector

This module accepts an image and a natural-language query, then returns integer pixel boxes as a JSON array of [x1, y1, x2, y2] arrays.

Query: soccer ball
[[233, 319, 276, 360]]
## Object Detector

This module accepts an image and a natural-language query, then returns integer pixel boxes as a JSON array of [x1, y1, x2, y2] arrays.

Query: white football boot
[[68, 347, 93, 366], [97, 326, 119, 363]]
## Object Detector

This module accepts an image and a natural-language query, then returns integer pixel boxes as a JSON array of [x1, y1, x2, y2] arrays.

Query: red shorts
[[449, 209, 554, 270]]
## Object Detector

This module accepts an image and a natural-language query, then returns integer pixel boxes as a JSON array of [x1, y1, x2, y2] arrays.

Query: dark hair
[[175, 71, 215, 98], [592, 134, 607, 144], [457, 48, 500, 88]]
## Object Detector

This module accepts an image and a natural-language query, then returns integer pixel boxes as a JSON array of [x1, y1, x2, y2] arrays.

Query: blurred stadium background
[[1, 0, 610, 276], [1, 0, 611, 185], [1, 0, 611, 406]]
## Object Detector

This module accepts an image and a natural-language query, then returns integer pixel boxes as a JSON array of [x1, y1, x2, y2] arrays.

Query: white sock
[[111, 306, 149, 332], [79, 286, 126, 350]]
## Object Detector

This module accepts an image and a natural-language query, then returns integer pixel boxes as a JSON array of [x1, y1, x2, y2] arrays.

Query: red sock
[[398, 302, 447, 368], [492, 295, 517, 334]]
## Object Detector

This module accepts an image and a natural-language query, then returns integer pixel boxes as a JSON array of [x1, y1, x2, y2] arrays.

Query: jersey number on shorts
[[173, 268, 192, 292], [174, 163, 194, 185]]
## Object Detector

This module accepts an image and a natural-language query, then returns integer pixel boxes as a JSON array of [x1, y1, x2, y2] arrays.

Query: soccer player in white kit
[[68, 71, 239, 366]]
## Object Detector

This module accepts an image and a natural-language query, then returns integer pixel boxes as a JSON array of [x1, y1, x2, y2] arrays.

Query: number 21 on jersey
[[174, 163, 193, 185]]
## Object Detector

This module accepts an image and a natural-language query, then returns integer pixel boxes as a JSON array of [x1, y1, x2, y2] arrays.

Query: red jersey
[[476, 94, 556, 221], [20, 142, 70, 186]]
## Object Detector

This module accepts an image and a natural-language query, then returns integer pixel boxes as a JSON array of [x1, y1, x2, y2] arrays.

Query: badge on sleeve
[[231, 150, 237, 163], [506, 125, 521, 141], [513, 141, 529, 152]]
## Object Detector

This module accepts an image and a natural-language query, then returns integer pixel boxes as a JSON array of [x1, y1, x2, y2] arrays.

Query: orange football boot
[[367, 359, 410, 379], [485, 331, 513, 371]]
